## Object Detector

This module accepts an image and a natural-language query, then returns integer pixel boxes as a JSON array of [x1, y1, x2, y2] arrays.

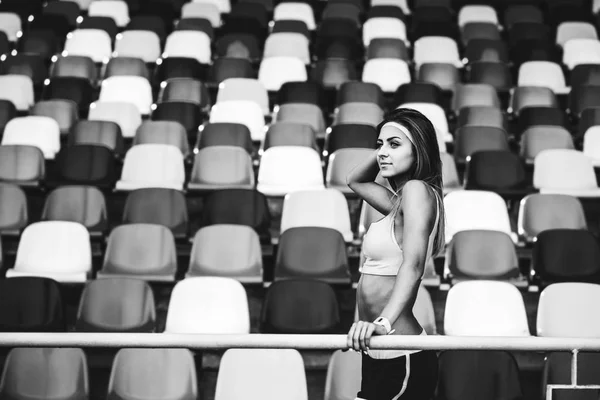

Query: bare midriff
[[357, 272, 423, 336]]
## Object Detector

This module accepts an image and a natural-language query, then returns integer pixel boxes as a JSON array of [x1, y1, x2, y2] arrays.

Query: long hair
[[376, 107, 446, 256]]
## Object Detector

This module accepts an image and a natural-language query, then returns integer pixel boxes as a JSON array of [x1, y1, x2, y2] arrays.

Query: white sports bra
[[359, 194, 440, 277]]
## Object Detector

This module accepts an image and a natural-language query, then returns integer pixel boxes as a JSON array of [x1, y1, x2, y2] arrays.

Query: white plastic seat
[[556, 22, 598, 47], [216, 78, 269, 116], [517, 61, 569, 94], [257, 146, 325, 196], [99, 76, 153, 115], [116, 144, 186, 191], [398, 102, 450, 149], [163, 31, 212, 64], [193, 0, 230, 14], [114, 31, 162, 63], [6, 221, 91, 282], [273, 2, 315, 30], [88, 101, 142, 138], [584, 126, 600, 166], [0, 12, 21, 42], [258, 56, 307, 92], [165, 277, 250, 333], [280, 189, 353, 242], [441, 152, 462, 193], [458, 5, 498, 27], [88, 0, 130, 27], [324, 350, 361, 400], [263, 33, 311, 65], [63, 29, 112, 64], [0, 75, 34, 112], [181, 2, 221, 27], [563, 38, 600, 70], [362, 58, 411, 93], [215, 349, 307, 400], [414, 37, 463, 70], [209, 101, 266, 142], [363, 17, 409, 47], [2, 116, 60, 159], [444, 281, 530, 336], [534, 149, 600, 197], [537, 282, 600, 337], [444, 190, 514, 244]]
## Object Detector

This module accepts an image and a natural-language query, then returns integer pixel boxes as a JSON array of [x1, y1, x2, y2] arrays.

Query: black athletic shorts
[[357, 350, 439, 400]]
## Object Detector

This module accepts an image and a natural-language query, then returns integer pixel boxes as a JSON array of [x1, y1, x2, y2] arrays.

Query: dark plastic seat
[[0, 183, 27, 236], [176, 17, 214, 39], [50, 56, 97, 82], [122, 188, 188, 238], [155, 57, 206, 83], [29, 13, 72, 38], [76, 278, 156, 332], [261, 279, 340, 333], [570, 65, 600, 88], [366, 5, 406, 20], [569, 85, 600, 118], [504, 5, 544, 30], [158, 78, 210, 109], [417, 63, 460, 93], [517, 106, 568, 134], [453, 126, 510, 164], [196, 122, 254, 153], [152, 101, 203, 135], [1, 54, 48, 88], [200, 189, 271, 241], [457, 106, 507, 130], [278, 82, 328, 110], [311, 59, 358, 90], [533, 229, 600, 286], [0, 277, 64, 332], [127, 15, 167, 43], [326, 124, 378, 155], [461, 22, 501, 46], [79, 16, 119, 39], [464, 150, 530, 199], [69, 120, 124, 156], [510, 40, 562, 66], [0, 99, 16, 135], [438, 351, 523, 400], [315, 36, 364, 60], [0, 0, 44, 21], [468, 62, 513, 93], [509, 86, 558, 117], [336, 81, 385, 109], [54, 145, 117, 188], [508, 22, 551, 48], [271, 20, 310, 39], [393, 82, 444, 108], [464, 39, 509, 64], [42, 1, 80, 30], [207, 57, 255, 85], [105, 57, 150, 81], [31, 99, 79, 136], [263, 123, 318, 152], [214, 34, 262, 61], [43, 77, 95, 113], [274, 227, 351, 284], [0, 145, 45, 187], [366, 38, 409, 61]]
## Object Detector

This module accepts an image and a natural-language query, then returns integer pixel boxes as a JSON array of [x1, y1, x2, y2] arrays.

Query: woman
[[346, 108, 445, 400]]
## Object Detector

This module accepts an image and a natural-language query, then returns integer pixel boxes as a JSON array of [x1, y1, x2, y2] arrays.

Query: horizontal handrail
[[1, 333, 600, 351]]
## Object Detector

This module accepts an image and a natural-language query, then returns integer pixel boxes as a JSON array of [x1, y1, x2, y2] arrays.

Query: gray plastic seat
[[107, 348, 197, 400], [263, 122, 318, 152], [0, 348, 88, 400], [441, 152, 462, 194], [520, 126, 575, 164], [275, 103, 326, 138], [122, 188, 188, 239], [50, 56, 97, 82], [453, 126, 510, 164], [42, 185, 108, 236], [196, 122, 253, 153], [418, 63, 460, 93], [133, 121, 190, 157], [509, 86, 558, 116], [98, 223, 178, 281], [158, 78, 210, 110], [326, 148, 373, 194], [0, 183, 27, 235], [452, 83, 501, 114], [76, 278, 156, 332], [457, 106, 507, 130], [0, 145, 45, 186], [70, 120, 125, 156], [188, 146, 255, 191], [187, 224, 263, 282], [105, 57, 151, 80], [30, 99, 79, 136], [333, 102, 385, 127]]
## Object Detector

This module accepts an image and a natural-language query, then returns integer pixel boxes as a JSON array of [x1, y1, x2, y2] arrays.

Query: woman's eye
[[390, 142, 399, 148], [376, 143, 382, 148]]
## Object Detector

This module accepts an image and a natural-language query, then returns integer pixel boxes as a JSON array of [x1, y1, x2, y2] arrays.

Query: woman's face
[[376, 122, 415, 180]]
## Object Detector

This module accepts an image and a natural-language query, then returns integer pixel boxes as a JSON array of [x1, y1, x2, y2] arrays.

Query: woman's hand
[[346, 321, 388, 352]]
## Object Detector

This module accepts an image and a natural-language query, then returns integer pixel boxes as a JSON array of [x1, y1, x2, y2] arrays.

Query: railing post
[[571, 349, 579, 386]]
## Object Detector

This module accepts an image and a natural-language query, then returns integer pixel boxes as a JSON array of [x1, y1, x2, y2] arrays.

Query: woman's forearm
[[378, 263, 423, 325], [346, 150, 380, 186]]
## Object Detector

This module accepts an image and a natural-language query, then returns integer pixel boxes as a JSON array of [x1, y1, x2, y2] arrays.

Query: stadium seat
[[107, 348, 197, 400], [69, 120, 124, 156], [122, 188, 188, 238], [444, 280, 530, 336], [458, 5, 498, 28], [157, 58, 208, 83], [263, 32, 311, 65], [88, 102, 142, 139], [258, 56, 307, 92], [273, 2, 316, 30], [532, 229, 600, 286], [509, 86, 558, 116], [200, 188, 266, 226], [414, 36, 463, 70], [0, 348, 88, 400], [163, 31, 212, 64], [42, 186, 107, 236], [63, 29, 112, 64], [6, 221, 91, 282], [76, 278, 155, 332], [79, 15, 119, 39], [457, 106, 506, 130], [463, 150, 529, 198], [326, 148, 374, 194], [467, 61, 513, 93], [444, 190, 514, 244], [31, 100, 78, 136], [366, 38, 409, 61], [362, 59, 411, 93], [1, 54, 48, 88], [50, 56, 96, 82], [152, 102, 203, 136], [337, 82, 385, 109], [54, 145, 116, 187], [0, 145, 45, 187], [165, 277, 250, 333], [263, 123, 318, 152], [517, 106, 569, 135], [398, 102, 451, 148], [215, 348, 307, 400], [520, 126, 575, 164], [104, 57, 150, 81], [257, 147, 324, 196], [461, 23, 501, 46], [0, 277, 64, 332], [451, 83, 501, 114], [188, 146, 254, 191], [568, 85, 600, 118], [570, 65, 600, 88], [214, 35, 262, 62], [196, 123, 254, 154], [517, 61, 569, 94], [134, 121, 189, 157], [438, 351, 523, 400], [556, 22, 598, 47], [209, 101, 266, 142], [417, 63, 461, 93], [88, 0, 130, 27], [0, 12, 21, 42], [464, 39, 509, 64], [216, 78, 269, 116], [275, 103, 325, 138], [0, 100, 15, 135], [0, 75, 34, 112], [332, 103, 384, 127], [43, 77, 95, 113], [181, 2, 221, 27], [0, 183, 27, 236], [98, 76, 153, 116], [563, 39, 600, 70], [534, 149, 600, 197], [393, 83, 444, 108], [187, 224, 262, 282], [275, 227, 351, 284], [114, 30, 162, 63], [262, 279, 340, 333], [363, 17, 409, 47], [116, 144, 185, 191], [2, 116, 60, 160], [441, 152, 462, 194], [279, 82, 328, 110], [324, 350, 361, 400], [453, 126, 510, 164], [158, 78, 211, 110]]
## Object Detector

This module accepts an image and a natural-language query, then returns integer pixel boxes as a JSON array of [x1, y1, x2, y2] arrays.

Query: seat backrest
[[534, 149, 599, 190], [258, 56, 307, 91], [520, 126, 574, 163], [88, 101, 142, 138], [334, 102, 384, 127], [190, 146, 255, 187], [65, 29, 112, 63], [163, 30, 212, 64], [0, 75, 34, 111], [362, 58, 411, 93], [114, 30, 161, 63], [518, 61, 567, 93], [518, 194, 587, 241], [42, 185, 107, 232], [217, 78, 269, 115], [326, 148, 373, 188], [134, 121, 189, 156], [99, 76, 153, 115], [2, 116, 61, 159], [122, 188, 188, 234], [257, 146, 324, 195], [453, 126, 509, 162], [0, 183, 27, 232], [209, 100, 266, 141], [165, 277, 250, 333], [324, 350, 362, 400], [509, 86, 558, 115], [0, 145, 45, 184], [119, 144, 185, 187], [263, 32, 310, 64]]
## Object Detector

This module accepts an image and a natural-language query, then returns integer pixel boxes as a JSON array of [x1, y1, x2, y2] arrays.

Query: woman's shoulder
[[398, 180, 437, 220]]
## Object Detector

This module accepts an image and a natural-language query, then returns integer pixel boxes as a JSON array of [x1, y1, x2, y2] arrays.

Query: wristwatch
[[373, 317, 395, 335]]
